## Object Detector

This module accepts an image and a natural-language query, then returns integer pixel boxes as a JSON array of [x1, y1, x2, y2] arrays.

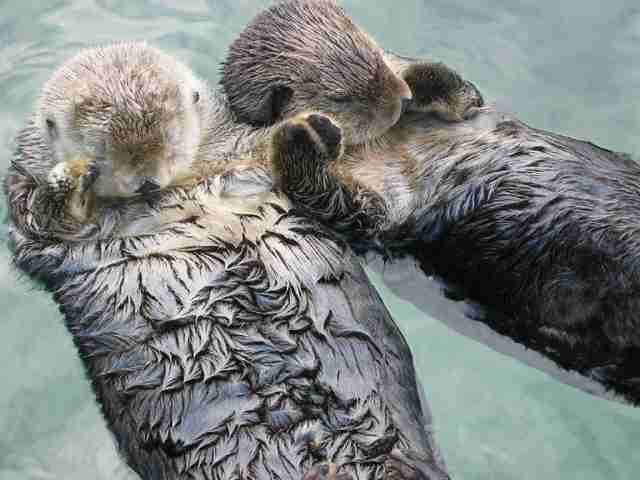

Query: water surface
[[1, 1, 639, 479]]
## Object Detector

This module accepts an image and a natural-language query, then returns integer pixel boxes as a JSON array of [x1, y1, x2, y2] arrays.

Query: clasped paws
[[273, 112, 344, 167]]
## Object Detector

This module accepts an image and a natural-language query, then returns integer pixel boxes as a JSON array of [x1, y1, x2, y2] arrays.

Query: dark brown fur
[[221, 0, 482, 147]]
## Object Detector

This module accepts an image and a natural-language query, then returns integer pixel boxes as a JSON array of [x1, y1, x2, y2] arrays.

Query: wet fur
[[4, 45, 450, 479], [221, 0, 482, 148], [276, 105, 640, 404], [6, 167, 449, 479], [221, 0, 412, 146]]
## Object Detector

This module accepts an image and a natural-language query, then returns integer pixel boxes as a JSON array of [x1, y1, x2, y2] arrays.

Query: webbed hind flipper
[[383, 50, 483, 121]]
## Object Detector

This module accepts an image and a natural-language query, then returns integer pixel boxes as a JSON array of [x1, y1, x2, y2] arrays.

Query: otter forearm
[[270, 113, 386, 241]]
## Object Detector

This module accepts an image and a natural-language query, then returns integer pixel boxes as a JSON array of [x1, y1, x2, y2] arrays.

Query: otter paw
[[302, 463, 351, 480], [278, 113, 344, 164], [305, 114, 343, 160], [403, 62, 483, 121], [48, 158, 99, 195]]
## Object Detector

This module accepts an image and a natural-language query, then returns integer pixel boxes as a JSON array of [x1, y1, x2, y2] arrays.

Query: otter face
[[221, 0, 412, 145], [38, 43, 204, 198]]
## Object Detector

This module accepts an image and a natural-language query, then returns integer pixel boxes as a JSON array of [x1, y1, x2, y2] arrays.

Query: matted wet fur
[[220, 0, 640, 405], [271, 103, 640, 405], [4, 43, 450, 479]]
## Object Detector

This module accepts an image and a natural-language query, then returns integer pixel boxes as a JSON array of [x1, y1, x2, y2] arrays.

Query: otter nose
[[401, 97, 413, 115], [136, 179, 160, 195]]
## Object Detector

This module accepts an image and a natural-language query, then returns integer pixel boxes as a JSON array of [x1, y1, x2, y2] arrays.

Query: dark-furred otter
[[4, 43, 451, 479], [221, 0, 483, 241], [221, 1, 640, 405], [264, 104, 640, 405], [221, 0, 483, 145]]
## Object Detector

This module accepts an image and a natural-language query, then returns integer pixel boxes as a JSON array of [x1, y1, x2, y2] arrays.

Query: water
[[0, 0, 639, 478]]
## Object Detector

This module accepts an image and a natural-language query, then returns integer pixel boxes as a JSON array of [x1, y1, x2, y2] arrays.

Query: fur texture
[[4, 43, 450, 479], [273, 104, 640, 404], [221, 0, 482, 146]]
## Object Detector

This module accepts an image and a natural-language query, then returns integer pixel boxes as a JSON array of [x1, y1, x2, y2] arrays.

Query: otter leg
[[270, 112, 387, 241], [270, 113, 350, 227], [302, 463, 351, 480], [383, 51, 483, 121], [47, 157, 99, 223]]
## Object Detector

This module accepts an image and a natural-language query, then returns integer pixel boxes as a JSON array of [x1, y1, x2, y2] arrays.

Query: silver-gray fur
[[4, 43, 450, 479]]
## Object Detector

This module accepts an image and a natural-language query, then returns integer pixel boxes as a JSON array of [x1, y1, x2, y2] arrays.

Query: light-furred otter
[[4, 43, 451, 479], [10, 42, 211, 240], [221, 0, 640, 406]]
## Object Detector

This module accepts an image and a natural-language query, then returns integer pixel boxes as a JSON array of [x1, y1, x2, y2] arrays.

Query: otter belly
[[7, 168, 449, 480], [387, 110, 640, 405]]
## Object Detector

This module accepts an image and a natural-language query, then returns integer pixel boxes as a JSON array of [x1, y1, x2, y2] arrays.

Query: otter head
[[37, 42, 205, 198], [221, 0, 412, 145]]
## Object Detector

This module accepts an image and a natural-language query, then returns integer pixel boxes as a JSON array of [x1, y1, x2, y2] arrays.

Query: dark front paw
[[81, 161, 100, 193], [403, 62, 484, 121], [273, 112, 344, 166]]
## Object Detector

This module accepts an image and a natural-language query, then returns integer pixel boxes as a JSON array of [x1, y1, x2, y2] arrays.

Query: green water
[[0, 1, 639, 479]]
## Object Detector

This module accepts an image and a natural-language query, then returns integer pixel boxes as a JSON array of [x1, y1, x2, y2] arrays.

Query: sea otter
[[221, 0, 483, 144], [220, 1, 640, 405], [4, 43, 451, 479], [221, 0, 483, 241], [254, 98, 640, 405]]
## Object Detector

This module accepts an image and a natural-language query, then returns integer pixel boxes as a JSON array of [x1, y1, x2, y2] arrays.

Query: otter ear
[[46, 118, 58, 142], [252, 85, 293, 125], [192, 91, 200, 104]]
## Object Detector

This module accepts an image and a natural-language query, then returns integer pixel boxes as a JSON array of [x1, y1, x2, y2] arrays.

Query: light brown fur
[[221, 0, 414, 145]]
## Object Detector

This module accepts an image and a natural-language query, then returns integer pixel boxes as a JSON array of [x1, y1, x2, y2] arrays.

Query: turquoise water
[[1, 1, 639, 479]]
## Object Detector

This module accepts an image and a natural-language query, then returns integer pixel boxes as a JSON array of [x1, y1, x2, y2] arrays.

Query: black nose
[[401, 97, 413, 115], [136, 179, 160, 195]]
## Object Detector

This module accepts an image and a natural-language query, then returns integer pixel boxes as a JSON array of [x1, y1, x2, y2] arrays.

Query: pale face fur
[[221, 0, 413, 145], [37, 42, 205, 198]]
